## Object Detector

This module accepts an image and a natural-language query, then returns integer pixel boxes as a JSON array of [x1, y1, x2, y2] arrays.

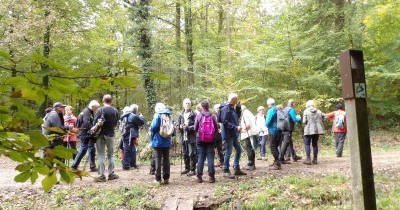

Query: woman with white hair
[[255, 106, 268, 160], [302, 100, 326, 165]]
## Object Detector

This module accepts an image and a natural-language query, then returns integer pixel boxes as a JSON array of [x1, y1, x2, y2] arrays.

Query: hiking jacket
[[220, 103, 242, 140], [150, 109, 172, 148], [326, 110, 347, 133], [240, 108, 258, 140], [94, 105, 119, 137], [282, 106, 301, 132], [64, 115, 77, 142], [42, 110, 68, 136], [77, 107, 95, 139], [303, 107, 326, 135], [177, 110, 197, 143], [120, 112, 145, 139], [194, 110, 218, 143], [266, 105, 278, 135]]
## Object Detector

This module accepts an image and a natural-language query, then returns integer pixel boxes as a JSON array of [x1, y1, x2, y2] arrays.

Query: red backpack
[[199, 115, 215, 143]]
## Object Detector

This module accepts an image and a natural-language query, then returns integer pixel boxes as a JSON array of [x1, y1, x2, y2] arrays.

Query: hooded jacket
[[194, 110, 218, 143], [150, 109, 172, 148], [120, 112, 145, 139], [303, 107, 326, 135]]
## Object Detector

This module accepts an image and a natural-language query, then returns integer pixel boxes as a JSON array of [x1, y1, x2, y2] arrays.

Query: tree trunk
[[175, 2, 182, 98], [201, 1, 209, 87], [135, 0, 157, 111], [217, 0, 224, 72], [225, 0, 232, 72], [38, 8, 51, 117], [184, 0, 194, 86]]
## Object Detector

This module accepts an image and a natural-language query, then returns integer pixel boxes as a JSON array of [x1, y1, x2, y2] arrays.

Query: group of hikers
[[41, 93, 347, 184]]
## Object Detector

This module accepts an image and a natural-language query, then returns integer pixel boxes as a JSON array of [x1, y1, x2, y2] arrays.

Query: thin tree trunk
[[184, 0, 194, 86], [201, 1, 209, 87], [38, 8, 51, 117], [217, 0, 224, 72], [225, 0, 232, 72], [175, 2, 182, 98]]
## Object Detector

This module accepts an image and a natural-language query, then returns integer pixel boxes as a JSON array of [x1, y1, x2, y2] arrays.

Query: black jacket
[[94, 106, 119, 137], [77, 107, 95, 139], [177, 110, 197, 143]]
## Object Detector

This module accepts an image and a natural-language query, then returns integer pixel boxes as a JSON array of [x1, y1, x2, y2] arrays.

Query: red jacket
[[64, 115, 78, 142], [326, 110, 346, 133]]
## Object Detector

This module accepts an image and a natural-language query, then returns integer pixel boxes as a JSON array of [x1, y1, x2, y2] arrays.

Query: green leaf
[[31, 172, 39, 184], [42, 172, 57, 192], [28, 131, 49, 148], [59, 168, 74, 183], [0, 50, 12, 61], [150, 72, 170, 80], [14, 171, 31, 183], [0, 106, 9, 114], [32, 53, 70, 72], [15, 162, 32, 172], [53, 145, 74, 160], [33, 165, 50, 175], [42, 127, 66, 134], [6, 151, 26, 162]]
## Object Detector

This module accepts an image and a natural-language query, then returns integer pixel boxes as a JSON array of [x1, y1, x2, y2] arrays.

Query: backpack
[[335, 111, 346, 129], [277, 109, 290, 132], [199, 115, 215, 143], [119, 115, 130, 137], [159, 114, 174, 138]]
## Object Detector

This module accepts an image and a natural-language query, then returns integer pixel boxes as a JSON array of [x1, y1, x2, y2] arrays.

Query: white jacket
[[255, 114, 268, 136], [240, 109, 258, 140]]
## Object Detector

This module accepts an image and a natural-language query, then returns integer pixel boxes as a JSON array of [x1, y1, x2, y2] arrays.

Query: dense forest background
[[1, 0, 400, 132]]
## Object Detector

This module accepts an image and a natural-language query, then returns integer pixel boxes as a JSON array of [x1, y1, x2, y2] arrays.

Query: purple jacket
[[194, 110, 219, 142]]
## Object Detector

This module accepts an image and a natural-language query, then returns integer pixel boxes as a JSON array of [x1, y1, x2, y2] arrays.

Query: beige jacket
[[303, 107, 325, 135]]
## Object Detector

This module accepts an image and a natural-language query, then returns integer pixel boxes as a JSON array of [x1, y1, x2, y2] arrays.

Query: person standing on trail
[[123, 104, 145, 169], [71, 100, 100, 171], [255, 106, 268, 161], [240, 105, 258, 171], [265, 98, 281, 170], [150, 103, 173, 184], [194, 100, 219, 183], [302, 100, 325, 165], [279, 99, 302, 163], [94, 94, 119, 182], [220, 93, 247, 179], [213, 104, 224, 168], [326, 103, 347, 157], [64, 105, 78, 160], [177, 98, 197, 176]]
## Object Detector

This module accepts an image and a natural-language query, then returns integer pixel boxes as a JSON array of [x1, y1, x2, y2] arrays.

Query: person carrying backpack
[[326, 103, 347, 157], [279, 99, 302, 163], [194, 100, 218, 183], [265, 98, 282, 170], [177, 98, 197, 176], [150, 102, 173, 184]]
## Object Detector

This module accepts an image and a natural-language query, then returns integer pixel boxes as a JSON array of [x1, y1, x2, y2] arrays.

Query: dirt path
[[1, 151, 400, 208]]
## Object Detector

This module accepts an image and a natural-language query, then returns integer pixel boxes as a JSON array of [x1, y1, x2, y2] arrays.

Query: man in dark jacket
[[42, 102, 71, 152], [94, 94, 119, 182], [71, 100, 100, 171], [177, 98, 197, 176], [121, 104, 145, 170], [220, 93, 247, 179]]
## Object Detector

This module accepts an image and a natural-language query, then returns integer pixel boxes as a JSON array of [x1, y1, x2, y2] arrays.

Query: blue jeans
[[122, 138, 137, 168], [258, 135, 268, 157], [96, 135, 115, 177], [304, 135, 319, 158], [72, 137, 96, 169], [223, 136, 242, 170], [197, 141, 215, 177]]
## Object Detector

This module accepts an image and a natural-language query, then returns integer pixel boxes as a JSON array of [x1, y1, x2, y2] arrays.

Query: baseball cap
[[53, 102, 67, 108]]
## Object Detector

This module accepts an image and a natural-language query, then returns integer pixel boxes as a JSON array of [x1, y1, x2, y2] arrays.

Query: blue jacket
[[282, 106, 301, 132], [150, 109, 172, 148], [266, 105, 278, 135], [220, 104, 241, 140], [121, 112, 145, 139]]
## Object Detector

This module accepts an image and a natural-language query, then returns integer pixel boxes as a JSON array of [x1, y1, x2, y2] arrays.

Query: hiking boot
[[269, 161, 281, 170], [280, 159, 291, 164], [234, 168, 247, 176], [303, 157, 312, 165], [94, 176, 106, 182], [223, 170, 235, 179], [293, 156, 302, 162], [108, 173, 119, 181], [284, 157, 291, 162], [187, 171, 196, 177], [90, 167, 98, 172], [70, 166, 78, 171], [197, 176, 203, 183], [162, 179, 169, 185], [208, 175, 216, 183], [312, 158, 318, 165], [123, 167, 131, 170], [181, 169, 190, 175], [153, 179, 161, 184], [244, 165, 255, 171]]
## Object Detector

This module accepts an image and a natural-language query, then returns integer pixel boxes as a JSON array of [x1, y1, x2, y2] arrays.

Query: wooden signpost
[[339, 50, 376, 210]]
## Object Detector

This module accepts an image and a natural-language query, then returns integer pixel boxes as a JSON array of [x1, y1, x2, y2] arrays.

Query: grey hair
[[214, 104, 220, 113], [88, 100, 100, 109], [306, 100, 315, 108], [267, 98, 275, 105], [122, 106, 131, 115], [130, 104, 139, 113], [155, 102, 166, 113], [288, 99, 295, 107], [228, 93, 238, 103]]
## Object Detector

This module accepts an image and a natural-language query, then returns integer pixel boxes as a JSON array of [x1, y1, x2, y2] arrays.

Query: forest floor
[[1, 140, 400, 209]]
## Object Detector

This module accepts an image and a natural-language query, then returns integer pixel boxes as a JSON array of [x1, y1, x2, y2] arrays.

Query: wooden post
[[339, 50, 376, 210]]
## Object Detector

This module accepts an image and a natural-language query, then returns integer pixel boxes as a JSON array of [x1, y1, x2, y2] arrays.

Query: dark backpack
[[119, 114, 131, 138], [277, 109, 290, 132], [199, 115, 215, 143]]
